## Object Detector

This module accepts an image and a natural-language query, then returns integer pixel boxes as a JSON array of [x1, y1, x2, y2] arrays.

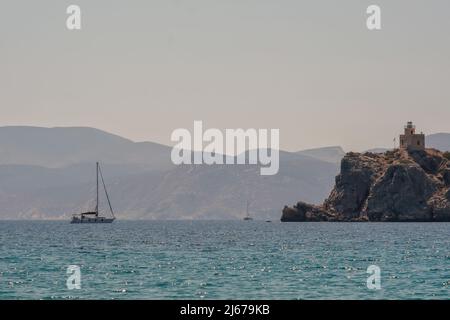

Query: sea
[[0, 221, 448, 300]]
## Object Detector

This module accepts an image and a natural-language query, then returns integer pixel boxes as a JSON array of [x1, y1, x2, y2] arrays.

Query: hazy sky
[[1, 0, 449, 151]]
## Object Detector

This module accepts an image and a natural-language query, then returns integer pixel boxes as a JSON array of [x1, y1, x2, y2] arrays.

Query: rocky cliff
[[281, 149, 450, 222]]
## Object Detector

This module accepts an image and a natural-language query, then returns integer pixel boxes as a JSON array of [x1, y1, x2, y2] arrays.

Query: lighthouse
[[399, 121, 425, 151]]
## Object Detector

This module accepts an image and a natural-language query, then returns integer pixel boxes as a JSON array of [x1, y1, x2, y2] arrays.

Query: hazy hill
[[0, 126, 338, 220], [297, 146, 345, 164], [0, 126, 173, 170], [106, 151, 338, 220], [2, 126, 447, 220], [427, 133, 450, 151]]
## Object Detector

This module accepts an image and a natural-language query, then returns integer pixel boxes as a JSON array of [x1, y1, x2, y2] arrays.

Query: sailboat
[[70, 162, 116, 224], [243, 200, 253, 221]]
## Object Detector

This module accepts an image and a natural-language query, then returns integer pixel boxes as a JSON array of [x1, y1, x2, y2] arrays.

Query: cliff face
[[282, 149, 450, 222]]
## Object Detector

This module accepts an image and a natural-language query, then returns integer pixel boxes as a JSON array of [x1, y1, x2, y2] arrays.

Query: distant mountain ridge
[[0, 126, 172, 170], [0, 126, 339, 220], [1, 126, 448, 220], [297, 146, 345, 164], [427, 133, 450, 152]]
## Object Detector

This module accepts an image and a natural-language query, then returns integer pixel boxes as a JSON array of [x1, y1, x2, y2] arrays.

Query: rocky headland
[[281, 149, 450, 222]]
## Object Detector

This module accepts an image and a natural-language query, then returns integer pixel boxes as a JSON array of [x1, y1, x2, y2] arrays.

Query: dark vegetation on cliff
[[444, 151, 450, 160], [282, 148, 450, 222]]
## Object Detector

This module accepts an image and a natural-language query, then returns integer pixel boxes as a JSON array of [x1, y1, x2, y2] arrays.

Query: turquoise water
[[0, 221, 448, 300]]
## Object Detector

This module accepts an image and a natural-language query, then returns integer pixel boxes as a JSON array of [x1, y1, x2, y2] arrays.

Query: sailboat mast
[[96, 162, 99, 216], [98, 163, 115, 219], [246, 200, 249, 218]]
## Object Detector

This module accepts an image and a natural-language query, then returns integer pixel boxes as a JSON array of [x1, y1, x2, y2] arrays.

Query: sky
[[1, 0, 449, 152]]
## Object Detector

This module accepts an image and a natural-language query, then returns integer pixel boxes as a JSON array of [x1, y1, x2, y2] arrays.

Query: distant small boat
[[243, 200, 253, 221], [265, 220, 272, 223], [71, 162, 116, 224]]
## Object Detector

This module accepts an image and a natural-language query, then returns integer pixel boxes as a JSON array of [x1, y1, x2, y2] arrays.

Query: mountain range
[[0, 126, 448, 220]]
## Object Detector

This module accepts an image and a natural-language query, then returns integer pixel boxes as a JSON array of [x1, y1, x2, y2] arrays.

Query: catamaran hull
[[70, 217, 115, 224]]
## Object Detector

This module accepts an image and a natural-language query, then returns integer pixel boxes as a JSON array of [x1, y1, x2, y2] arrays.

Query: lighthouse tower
[[399, 121, 425, 151]]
